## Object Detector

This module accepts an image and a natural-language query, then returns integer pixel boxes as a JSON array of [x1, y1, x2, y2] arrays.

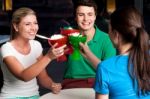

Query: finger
[[80, 50, 87, 58], [54, 45, 66, 53], [55, 83, 62, 87], [79, 42, 84, 49], [56, 49, 64, 56], [52, 43, 58, 48], [60, 44, 67, 49], [53, 90, 60, 94], [55, 83, 61, 86], [79, 42, 84, 46], [52, 83, 61, 87]]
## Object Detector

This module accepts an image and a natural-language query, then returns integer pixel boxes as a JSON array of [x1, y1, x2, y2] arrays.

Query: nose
[[83, 15, 88, 21], [31, 23, 38, 31]]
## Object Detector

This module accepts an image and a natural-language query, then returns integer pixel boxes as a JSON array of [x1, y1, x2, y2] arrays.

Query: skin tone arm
[[79, 42, 100, 69], [80, 44, 108, 98], [96, 93, 109, 99], [3, 44, 66, 82], [37, 69, 62, 94]]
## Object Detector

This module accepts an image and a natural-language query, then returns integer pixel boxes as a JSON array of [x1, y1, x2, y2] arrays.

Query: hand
[[80, 42, 101, 68], [79, 42, 91, 58], [50, 82, 62, 94], [47, 43, 67, 60]]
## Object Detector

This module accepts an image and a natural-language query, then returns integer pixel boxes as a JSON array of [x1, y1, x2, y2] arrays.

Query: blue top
[[94, 55, 150, 99]]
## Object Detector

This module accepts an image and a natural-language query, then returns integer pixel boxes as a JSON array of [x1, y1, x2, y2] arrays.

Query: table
[[40, 88, 95, 99], [0, 35, 10, 44]]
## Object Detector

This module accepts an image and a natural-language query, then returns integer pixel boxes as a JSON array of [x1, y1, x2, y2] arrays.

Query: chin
[[82, 26, 93, 30], [29, 37, 35, 40], [84, 28, 92, 32]]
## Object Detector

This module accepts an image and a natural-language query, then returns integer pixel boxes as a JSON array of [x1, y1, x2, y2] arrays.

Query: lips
[[28, 31, 37, 35], [82, 22, 90, 25], [29, 33, 36, 35]]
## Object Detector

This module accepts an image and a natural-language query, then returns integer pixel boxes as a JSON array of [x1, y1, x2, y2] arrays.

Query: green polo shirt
[[64, 25, 116, 79]]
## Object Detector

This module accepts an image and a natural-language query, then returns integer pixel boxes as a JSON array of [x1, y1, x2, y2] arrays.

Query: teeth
[[29, 33, 36, 35], [82, 22, 90, 25]]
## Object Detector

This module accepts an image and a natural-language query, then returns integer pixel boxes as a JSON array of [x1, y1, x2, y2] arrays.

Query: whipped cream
[[50, 34, 64, 40], [69, 33, 81, 37]]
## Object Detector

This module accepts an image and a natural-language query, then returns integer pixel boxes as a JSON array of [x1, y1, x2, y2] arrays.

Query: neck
[[11, 37, 30, 48], [81, 27, 95, 42], [11, 38, 31, 55], [118, 43, 132, 55]]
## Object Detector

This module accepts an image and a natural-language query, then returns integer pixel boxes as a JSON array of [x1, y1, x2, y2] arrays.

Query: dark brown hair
[[74, 0, 97, 16], [110, 6, 150, 94]]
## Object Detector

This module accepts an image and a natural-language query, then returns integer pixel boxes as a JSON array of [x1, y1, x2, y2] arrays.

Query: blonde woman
[[0, 7, 66, 99]]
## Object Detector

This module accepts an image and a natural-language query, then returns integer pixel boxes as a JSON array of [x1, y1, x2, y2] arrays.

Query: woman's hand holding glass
[[47, 43, 67, 60]]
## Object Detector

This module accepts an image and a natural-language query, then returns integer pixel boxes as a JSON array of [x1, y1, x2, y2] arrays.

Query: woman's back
[[94, 55, 150, 99]]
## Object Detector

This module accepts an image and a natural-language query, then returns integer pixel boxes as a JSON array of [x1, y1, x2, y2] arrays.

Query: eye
[[88, 13, 94, 16], [25, 23, 30, 26], [34, 22, 38, 25], [77, 13, 84, 16]]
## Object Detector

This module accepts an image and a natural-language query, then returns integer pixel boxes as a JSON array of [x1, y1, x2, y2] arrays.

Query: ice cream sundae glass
[[48, 34, 67, 61], [60, 27, 80, 54], [68, 33, 87, 60], [61, 27, 80, 36], [61, 27, 87, 60]]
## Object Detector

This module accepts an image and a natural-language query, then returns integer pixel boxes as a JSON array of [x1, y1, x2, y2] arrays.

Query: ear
[[111, 30, 120, 47], [115, 31, 120, 42], [13, 23, 18, 32], [94, 14, 96, 21], [116, 31, 122, 42], [116, 31, 119, 39], [116, 31, 122, 48]]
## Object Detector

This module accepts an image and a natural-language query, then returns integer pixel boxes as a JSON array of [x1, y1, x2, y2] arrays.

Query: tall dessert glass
[[48, 34, 67, 61]]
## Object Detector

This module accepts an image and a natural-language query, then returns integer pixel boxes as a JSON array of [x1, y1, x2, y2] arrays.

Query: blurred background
[[0, 0, 150, 47], [0, 0, 150, 96]]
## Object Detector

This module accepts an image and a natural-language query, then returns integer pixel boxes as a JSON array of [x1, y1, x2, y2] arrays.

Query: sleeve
[[94, 62, 109, 94], [102, 36, 116, 60], [31, 40, 43, 58], [1, 43, 14, 59]]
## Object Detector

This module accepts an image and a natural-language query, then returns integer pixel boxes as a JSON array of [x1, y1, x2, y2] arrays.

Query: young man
[[62, 0, 116, 89]]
